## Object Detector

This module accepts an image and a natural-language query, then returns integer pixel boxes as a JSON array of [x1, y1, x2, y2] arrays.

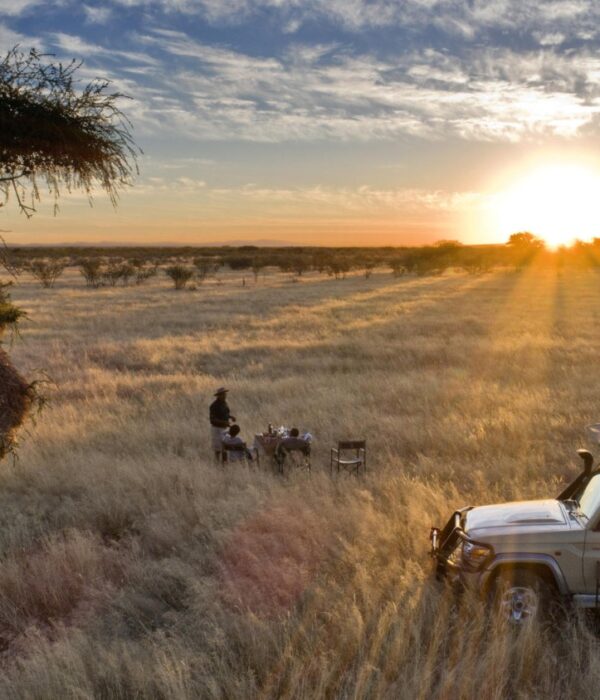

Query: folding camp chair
[[275, 437, 311, 475], [330, 440, 366, 476], [221, 442, 259, 467]]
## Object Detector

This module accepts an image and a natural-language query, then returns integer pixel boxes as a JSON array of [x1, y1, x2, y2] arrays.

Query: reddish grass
[[219, 498, 332, 616]]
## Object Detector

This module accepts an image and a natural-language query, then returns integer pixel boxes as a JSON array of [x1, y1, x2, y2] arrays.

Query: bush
[[134, 263, 158, 286], [291, 255, 311, 276], [28, 259, 65, 288], [325, 258, 350, 279], [193, 257, 221, 283], [387, 258, 405, 277], [118, 263, 135, 286], [251, 258, 264, 282], [164, 265, 194, 290], [0, 282, 24, 331], [102, 261, 124, 287], [79, 259, 103, 288], [227, 256, 253, 271]]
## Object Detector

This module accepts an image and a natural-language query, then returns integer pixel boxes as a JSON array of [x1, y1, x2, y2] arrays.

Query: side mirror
[[577, 449, 594, 475]]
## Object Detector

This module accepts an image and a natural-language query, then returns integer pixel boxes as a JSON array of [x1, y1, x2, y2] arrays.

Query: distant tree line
[[9, 234, 600, 289]]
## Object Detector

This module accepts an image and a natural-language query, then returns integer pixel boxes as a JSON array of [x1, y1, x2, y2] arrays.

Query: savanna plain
[[3, 264, 600, 699]]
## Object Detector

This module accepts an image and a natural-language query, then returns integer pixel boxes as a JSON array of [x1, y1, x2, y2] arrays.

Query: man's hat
[[214, 387, 229, 396]]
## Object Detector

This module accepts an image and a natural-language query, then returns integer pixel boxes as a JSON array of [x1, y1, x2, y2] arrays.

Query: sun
[[491, 164, 600, 248]]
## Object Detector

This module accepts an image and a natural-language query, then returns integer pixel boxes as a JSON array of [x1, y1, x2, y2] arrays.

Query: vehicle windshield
[[578, 474, 600, 519]]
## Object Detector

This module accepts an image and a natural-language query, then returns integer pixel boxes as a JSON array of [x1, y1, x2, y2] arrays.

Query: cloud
[[127, 30, 600, 143], [52, 32, 101, 56], [0, 0, 46, 17], [83, 5, 113, 23], [206, 184, 482, 213], [106, 0, 600, 40], [128, 178, 483, 223], [0, 22, 26, 52], [50, 32, 159, 67], [4, 4, 600, 147], [535, 32, 566, 46]]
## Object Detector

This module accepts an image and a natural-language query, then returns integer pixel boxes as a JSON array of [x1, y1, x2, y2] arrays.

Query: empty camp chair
[[275, 436, 311, 474], [221, 441, 259, 467], [330, 440, 366, 476]]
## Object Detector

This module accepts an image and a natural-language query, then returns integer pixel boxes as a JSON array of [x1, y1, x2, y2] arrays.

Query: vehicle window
[[579, 474, 600, 520]]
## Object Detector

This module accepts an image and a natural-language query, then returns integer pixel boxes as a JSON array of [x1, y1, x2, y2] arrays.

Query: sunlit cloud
[[130, 179, 482, 215]]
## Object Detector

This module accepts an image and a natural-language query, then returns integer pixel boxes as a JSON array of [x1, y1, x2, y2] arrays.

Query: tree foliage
[[507, 232, 544, 249], [164, 265, 194, 290], [0, 47, 139, 217], [193, 256, 221, 283], [0, 281, 24, 331], [28, 259, 65, 288], [79, 258, 103, 288]]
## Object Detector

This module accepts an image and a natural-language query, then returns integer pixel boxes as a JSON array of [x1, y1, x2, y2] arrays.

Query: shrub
[[312, 252, 329, 274], [291, 255, 311, 276], [0, 282, 24, 331], [28, 259, 66, 288], [388, 258, 406, 277], [118, 263, 135, 286], [79, 259, 103, 288], [102, 261, 124, 287], [134, 264, 158, 286], [401, 248, 447, 276], [165, 265, 194, 290], [325, 258, 350, 279], [193, 257, 221, 283], [227, 256, 253, 271], [251, 258, 264, 282]]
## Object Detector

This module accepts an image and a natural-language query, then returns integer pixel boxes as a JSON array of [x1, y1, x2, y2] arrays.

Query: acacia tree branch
[[0, 172, 30, 183], [11, 180, 34, 219], [0, 235, 20, 278], [0, 47, 140, 218]]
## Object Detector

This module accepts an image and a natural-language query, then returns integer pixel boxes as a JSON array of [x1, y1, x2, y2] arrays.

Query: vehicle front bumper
[[430, 507, 493, 594]]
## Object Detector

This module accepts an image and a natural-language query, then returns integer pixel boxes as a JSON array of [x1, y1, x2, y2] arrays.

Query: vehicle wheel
[[491, 569, 553, 624]]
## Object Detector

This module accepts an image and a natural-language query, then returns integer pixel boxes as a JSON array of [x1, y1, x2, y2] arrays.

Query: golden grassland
[[2, 265, 600, 698]]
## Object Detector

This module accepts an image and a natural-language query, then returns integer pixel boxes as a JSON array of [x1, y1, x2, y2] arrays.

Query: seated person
[[276, 428, 311, 465], [221, 424, 253, 462], [280, 427, 311, 451]]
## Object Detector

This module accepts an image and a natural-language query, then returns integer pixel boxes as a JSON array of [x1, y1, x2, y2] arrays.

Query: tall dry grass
[[2, 265, 600, 698]]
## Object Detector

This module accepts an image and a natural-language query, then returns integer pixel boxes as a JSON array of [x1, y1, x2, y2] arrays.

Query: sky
[[2, 0, 600, 246]]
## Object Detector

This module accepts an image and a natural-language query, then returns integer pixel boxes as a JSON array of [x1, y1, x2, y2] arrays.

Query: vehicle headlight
[[462, 541, 492, 569]]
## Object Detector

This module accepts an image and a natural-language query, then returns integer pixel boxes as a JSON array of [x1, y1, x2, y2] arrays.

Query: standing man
[[210, 387, 236, 461]]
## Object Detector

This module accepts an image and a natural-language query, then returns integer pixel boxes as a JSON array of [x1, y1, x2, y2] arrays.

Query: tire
[[491, 569, 554, 625]]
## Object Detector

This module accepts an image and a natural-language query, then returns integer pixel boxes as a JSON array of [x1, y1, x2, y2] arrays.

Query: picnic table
[[253, 433, 281, 456], [253, 427, 313, 472]]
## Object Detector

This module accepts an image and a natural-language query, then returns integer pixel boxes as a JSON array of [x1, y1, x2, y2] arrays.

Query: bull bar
[[430, 506, 494, 580]]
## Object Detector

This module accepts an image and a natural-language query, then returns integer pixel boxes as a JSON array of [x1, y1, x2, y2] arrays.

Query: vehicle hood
[[465, 499, 573, 539]]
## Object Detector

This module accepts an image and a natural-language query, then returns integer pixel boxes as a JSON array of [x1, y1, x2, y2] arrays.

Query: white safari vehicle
[[430, 449, 600, 623]]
